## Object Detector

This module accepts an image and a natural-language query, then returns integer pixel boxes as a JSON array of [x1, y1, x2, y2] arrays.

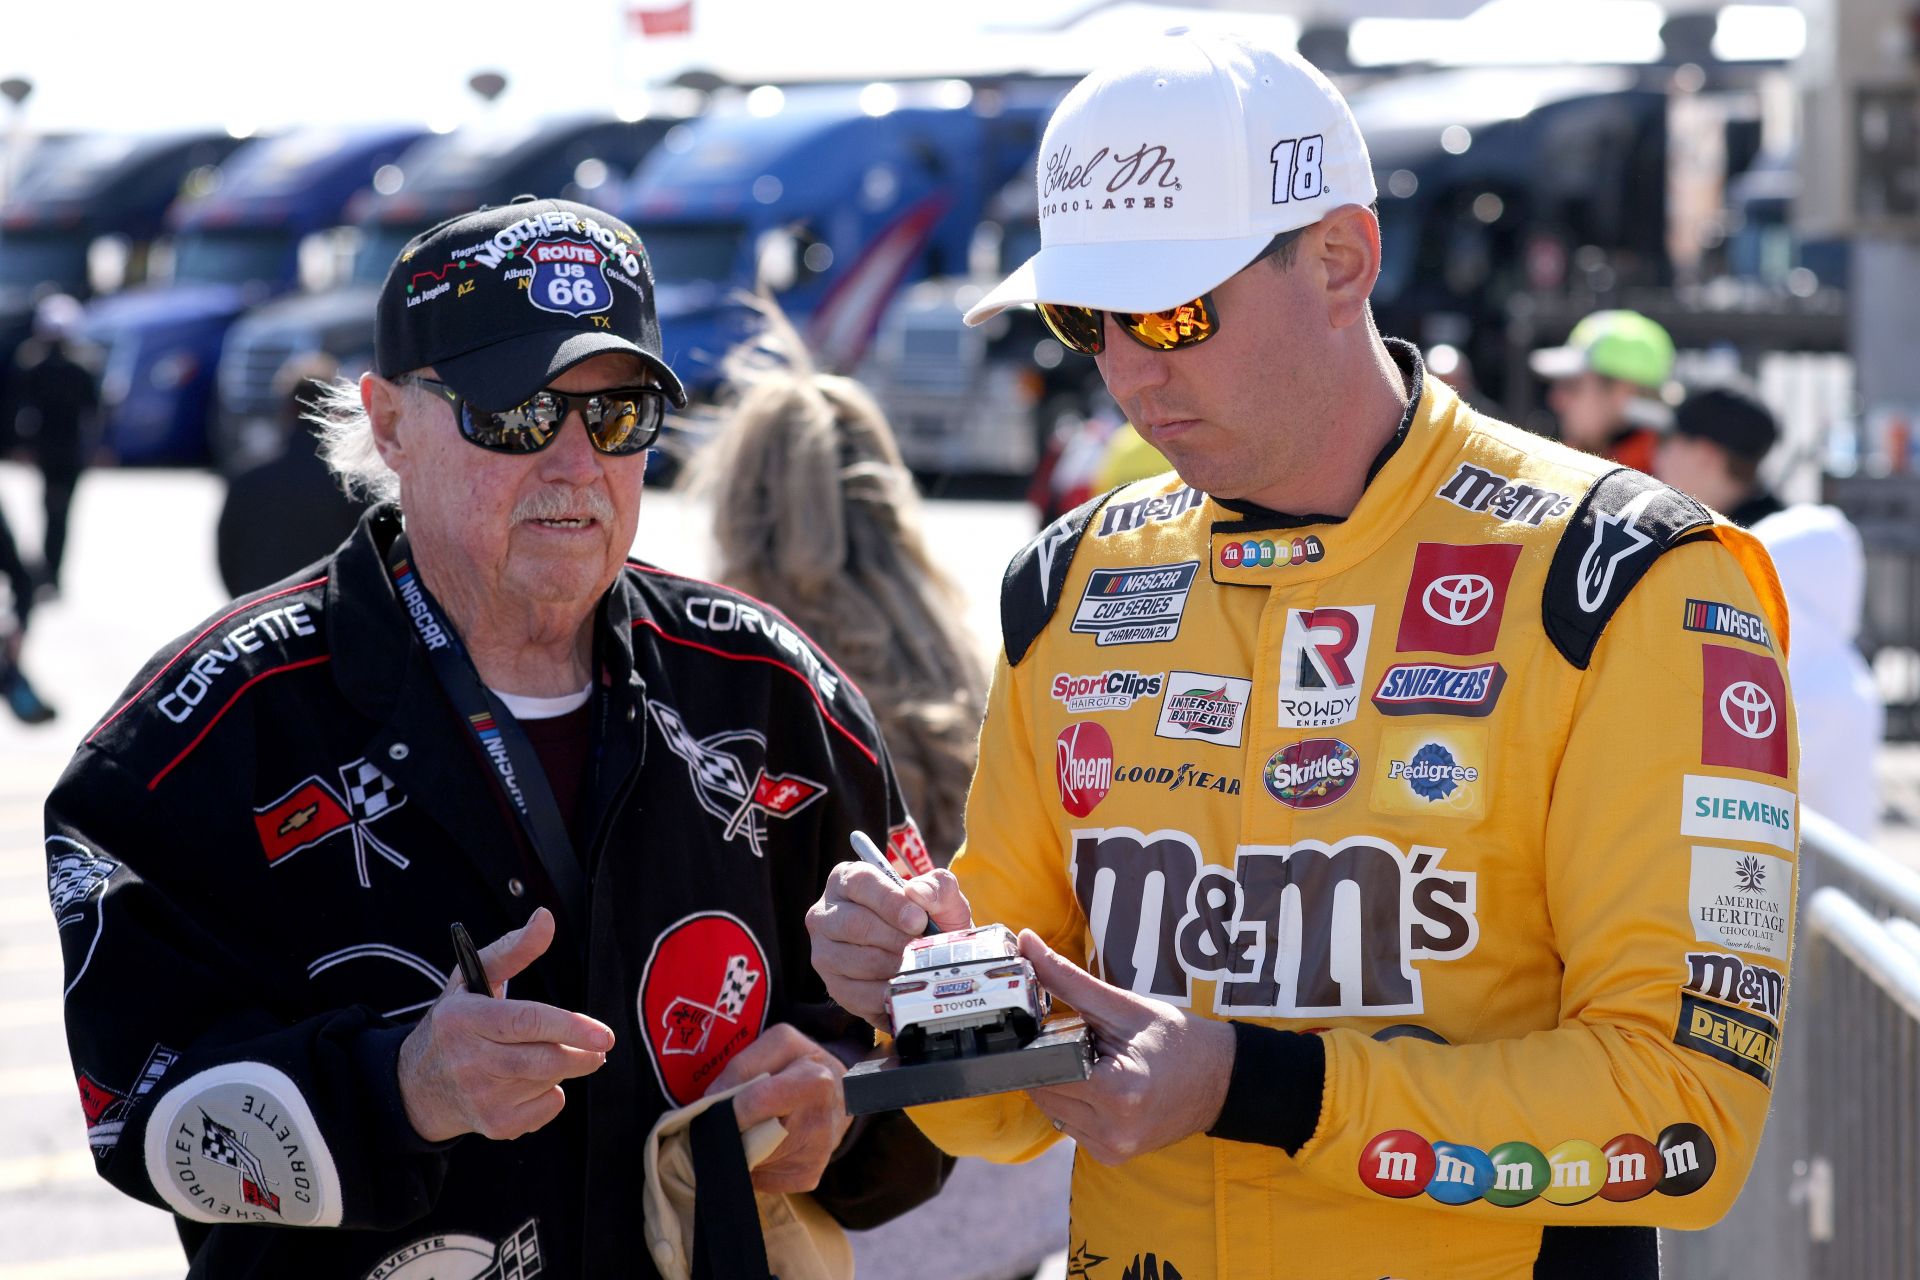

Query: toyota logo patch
[[1422, 574, 1494, 626], [1700, 644, 1788, 777], [1718, 681, 1777, 741]]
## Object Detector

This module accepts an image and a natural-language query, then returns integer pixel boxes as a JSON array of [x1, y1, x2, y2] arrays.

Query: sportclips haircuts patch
[[143, 1063, 342, 1226], [638, 912, 771, 1106]]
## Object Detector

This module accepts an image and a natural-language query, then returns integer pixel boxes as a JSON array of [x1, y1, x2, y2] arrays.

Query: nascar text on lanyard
[[385, 533, 589, 920]]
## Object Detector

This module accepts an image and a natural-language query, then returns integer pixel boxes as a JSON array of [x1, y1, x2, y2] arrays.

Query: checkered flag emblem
[[199, 1112, 241, 1167], [714, 955, 759, 1020], [478, 1217, 544, 1280], [341, 760, 400, 821], [47, 842, 118, 926], [660, 954, 763, 1057], [199, 1110, 280, 1214]]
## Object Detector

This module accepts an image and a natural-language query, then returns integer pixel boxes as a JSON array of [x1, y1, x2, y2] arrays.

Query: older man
[[49, 197, 945, 1278], [809, 31, 1797, 1280]]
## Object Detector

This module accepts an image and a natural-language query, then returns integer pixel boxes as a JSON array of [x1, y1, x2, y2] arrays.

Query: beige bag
[[643, 1075, 854, 1280]]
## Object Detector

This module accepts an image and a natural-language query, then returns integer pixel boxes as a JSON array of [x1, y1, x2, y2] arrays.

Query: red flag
[[751, 770, 822, 816], [631, 1, 693, 36], [253, 780, 351, 864]]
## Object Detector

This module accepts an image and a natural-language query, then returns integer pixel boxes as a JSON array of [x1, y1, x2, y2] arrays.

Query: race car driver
[[808, 30, 1798, 1280], [47, 198, 947, 1278]]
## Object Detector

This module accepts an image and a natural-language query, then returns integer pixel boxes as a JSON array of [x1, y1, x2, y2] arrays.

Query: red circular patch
[[1055, 721, 1114, 817], [1600, 1133, 1662, 1202], [637, 912, 771, 1106], [1360, 1129, 1436, 1197]]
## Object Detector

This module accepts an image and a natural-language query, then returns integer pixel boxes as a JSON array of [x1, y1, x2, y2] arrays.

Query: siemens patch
[[1070, 562, 1199, 647], [1681, 776, 1796, 852]]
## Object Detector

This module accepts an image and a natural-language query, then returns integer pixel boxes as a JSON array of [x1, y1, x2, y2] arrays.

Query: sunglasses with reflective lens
[[1036, 228, 1304, 357], [400, 376, 668, 457]]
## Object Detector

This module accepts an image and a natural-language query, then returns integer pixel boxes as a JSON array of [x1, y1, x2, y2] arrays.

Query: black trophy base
[[843, 1018, 1094, 1116]]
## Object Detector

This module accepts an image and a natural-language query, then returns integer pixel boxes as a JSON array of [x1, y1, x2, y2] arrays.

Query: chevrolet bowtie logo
[[277, 804, 319, 836]]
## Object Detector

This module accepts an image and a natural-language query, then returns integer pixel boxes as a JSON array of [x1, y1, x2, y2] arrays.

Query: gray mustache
[[512, 489, 615, 524]]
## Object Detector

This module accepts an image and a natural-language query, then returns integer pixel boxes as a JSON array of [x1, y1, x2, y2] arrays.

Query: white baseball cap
[[965, 28, 1375, 326]]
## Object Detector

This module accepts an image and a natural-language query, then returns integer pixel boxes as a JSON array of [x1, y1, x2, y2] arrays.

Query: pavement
[[3, 461, 1919, 1279]]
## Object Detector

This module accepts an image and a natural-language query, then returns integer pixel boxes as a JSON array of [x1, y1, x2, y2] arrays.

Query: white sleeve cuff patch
[[142, 1062, 342, 1227]]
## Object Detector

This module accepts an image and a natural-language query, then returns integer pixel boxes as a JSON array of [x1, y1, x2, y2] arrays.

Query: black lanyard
[[385, 532, 589, 921]]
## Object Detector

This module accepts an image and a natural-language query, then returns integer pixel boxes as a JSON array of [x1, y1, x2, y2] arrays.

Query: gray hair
[[306, 375, 401, 505]]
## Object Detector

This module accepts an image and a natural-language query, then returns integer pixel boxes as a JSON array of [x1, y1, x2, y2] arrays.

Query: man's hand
[[708, 1024, 851, 1194], [397, 907, 615, 1143], [1019, 930, 1236, 1166], [805, 863, 972, 1029]]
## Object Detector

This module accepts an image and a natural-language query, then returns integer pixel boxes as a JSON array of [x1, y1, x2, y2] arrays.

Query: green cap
[[1528, 310, 1675, 390]]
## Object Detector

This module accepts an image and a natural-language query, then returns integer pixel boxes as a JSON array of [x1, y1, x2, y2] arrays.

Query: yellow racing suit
[[913, 346, 1797, 1279]]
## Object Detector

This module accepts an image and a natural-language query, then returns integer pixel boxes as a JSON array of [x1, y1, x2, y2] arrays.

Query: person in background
[[215, 353, 372, 595], [1089, 419, 1173, 496], [1751, 503, 1883, 839], [1655, 381, 1882, 836], [1655, 380, 1784, 528], [11, 293, 98, 599], [1424, 342, 1479, 406], [696, 305, 987, 864], [0, 593, 55, 724], [1529, 309, 1675, 472]]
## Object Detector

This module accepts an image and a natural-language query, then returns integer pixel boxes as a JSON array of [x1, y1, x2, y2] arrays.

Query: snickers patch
[[1371, 661, 1506, 718]]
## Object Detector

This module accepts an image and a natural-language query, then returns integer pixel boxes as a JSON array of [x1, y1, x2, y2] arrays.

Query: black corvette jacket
[[47, 505, 948, 1278]]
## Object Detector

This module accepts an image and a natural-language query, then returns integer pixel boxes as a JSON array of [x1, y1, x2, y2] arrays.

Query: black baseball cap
[[1672, 382, 1777, 462], [374, 195, 686, 410]]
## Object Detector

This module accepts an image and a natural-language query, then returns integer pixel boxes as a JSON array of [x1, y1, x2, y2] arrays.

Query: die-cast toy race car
[[886, 924, 1051, 1062]]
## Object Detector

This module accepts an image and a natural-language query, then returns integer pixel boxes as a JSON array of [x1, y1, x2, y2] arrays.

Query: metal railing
[[1666, 810, 1920, 1279]]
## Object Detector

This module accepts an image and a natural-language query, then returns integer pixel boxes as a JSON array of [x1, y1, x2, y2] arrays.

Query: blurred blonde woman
[[693, 306, 987, 864]]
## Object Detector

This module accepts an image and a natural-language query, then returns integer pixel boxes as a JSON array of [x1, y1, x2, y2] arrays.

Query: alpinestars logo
[[253, 760, 410, 888], [1577, 490, 1657, 613], [1035, 520, 1078, 607], [648, 702, 827, 856]]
